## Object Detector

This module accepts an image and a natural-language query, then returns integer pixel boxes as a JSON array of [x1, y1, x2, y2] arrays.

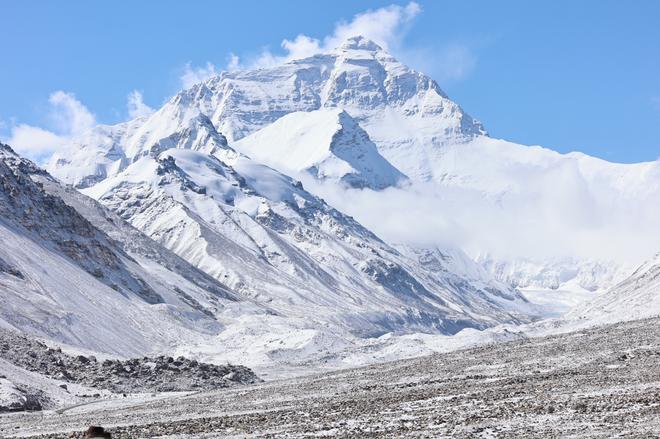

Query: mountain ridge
[[45, 34, 660, 295], [234, 108, 408, 189]]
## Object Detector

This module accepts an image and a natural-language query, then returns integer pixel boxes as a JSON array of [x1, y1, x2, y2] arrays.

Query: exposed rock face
[[0, 143, 162, 304], [84, 426, 111, 438], [0, 256, 23, 279], [0, 143, 249, 358], [0, 378, 44, 412], [0, 328, 259, 402]]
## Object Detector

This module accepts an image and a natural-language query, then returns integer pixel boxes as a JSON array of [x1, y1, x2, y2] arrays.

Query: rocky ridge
[[0, 327, 259, 413]]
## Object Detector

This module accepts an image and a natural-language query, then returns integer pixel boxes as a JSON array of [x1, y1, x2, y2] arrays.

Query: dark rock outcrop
[[0, 328, 259, 407]]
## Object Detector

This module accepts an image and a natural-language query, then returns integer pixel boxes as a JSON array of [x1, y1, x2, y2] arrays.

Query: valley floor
[[1, 317, 659, 438]]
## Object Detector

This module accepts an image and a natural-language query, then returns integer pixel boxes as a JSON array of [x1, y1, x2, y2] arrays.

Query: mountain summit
[[335, 35, 384, 52], [48, 35, 485, 184]]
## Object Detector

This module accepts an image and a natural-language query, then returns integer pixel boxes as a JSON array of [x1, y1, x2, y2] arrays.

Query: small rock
[[85, 426, 111, 438]]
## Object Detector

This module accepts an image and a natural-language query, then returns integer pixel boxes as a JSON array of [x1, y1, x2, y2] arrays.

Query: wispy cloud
[[127, 90, 154, 118], [246, 2, 421, 69], [181, 2, 432, 86], [5, 124, 66, 161], [3, 90, 157, 162], [4, 91, 96, 162], [182, 2, 478, 88], [428, 44, 477, 82], [226, 53, 241, 72], [180, 62, 219, 89], [0, 119, 8, 141], [47, 91, 96, 136], [179, 51, 247, 88]]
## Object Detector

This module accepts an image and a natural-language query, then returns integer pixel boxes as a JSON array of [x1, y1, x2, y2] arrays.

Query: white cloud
[[4, 91, 96, 163], [323, 1, 421, 52], [281, 35, 324, 60], [47, 91, 96, 136], [4, 124, 66, 160], [181, 2, 477, 87], [180, 62, 219, 89], [305, 174, 660, 267], [181, 51, 247, 87], [183, 2, 433, 81], [249, 2, 421, 69], [127, 90, 154, 118], [227, 53, 241, 72]]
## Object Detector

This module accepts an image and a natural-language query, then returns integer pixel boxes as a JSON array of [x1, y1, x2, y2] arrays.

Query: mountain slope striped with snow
[[47, 36, 660, 294], [79, 117, 530, 336], [0, 143, 256, 356]]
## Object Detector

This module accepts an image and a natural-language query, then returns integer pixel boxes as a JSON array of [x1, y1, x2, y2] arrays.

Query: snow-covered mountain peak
[[235, 107, 407, 189], [335, 35, 384, 53], [0, 142, 13, 155], [146, 113, 239, 164], [49, 35, 486, 188]]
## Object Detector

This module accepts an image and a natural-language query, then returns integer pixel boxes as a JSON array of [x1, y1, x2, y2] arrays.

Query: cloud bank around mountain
[[303, 170, 660, 267]]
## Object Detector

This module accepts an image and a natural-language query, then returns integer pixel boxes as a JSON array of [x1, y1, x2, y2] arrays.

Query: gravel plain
[[1, 317, 659, 438]]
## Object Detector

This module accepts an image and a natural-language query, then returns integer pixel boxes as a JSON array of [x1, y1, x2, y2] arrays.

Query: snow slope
[[0, 143, 260, 356], [80, 119, 531, 337], [567, 253, 660, 324], [1, 137, 539, 381], [234, 108, 407, 189]]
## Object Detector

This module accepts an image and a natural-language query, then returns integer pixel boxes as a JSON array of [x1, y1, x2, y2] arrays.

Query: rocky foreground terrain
[[0, 328, 259, 412], [1, 317, 658, 438]]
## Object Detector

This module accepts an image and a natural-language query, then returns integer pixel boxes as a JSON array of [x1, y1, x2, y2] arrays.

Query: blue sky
[[1, 0, 658, 163]]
